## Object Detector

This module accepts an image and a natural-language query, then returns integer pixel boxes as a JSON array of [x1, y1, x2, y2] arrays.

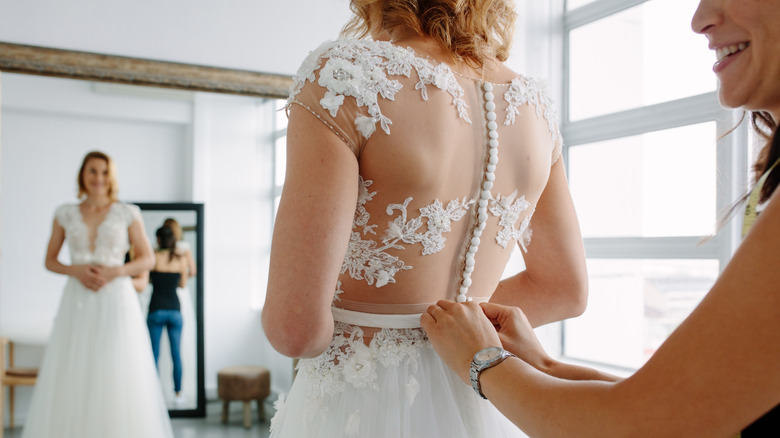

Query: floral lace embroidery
[[287, 38, 471, 140], [295, 322, 430, 402], [489, 191, 534, 251], [504, 76, 561, 146], [386, 196, 473, 256], [342, 177, 474, 288], [54, 203, 140, 265]]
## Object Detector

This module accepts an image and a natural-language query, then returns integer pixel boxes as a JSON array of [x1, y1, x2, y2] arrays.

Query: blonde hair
[[342, 0, 516, 68], [77, 151, 119, 202]]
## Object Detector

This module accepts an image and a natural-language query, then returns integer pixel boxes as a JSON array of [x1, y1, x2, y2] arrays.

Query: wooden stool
[[217, 365, 271, 428]]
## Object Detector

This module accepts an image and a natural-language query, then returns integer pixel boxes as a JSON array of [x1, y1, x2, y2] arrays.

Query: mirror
[[136, 202, 205, 417], [0, 41, 289, 422]]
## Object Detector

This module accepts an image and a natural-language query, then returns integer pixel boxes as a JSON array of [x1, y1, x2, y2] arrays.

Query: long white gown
[[22, 202, 174, 438], [270, 38, 563, 438]]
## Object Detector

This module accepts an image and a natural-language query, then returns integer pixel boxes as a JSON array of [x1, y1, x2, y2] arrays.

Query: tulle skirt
[[269, 308, 527, 438], [22, 276, 173, 438]]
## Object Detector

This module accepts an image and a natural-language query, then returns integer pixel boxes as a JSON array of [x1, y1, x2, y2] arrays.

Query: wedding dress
[[270, 38, 562, 438], [22, 203, 174, 438]]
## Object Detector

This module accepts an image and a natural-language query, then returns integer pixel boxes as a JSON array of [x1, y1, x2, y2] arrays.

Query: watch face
[[475, 346, 502, 363]]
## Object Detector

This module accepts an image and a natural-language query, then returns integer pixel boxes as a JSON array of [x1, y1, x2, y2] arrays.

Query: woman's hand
[[97, 265, 123, 284], [74, 265, 107, 292], [421, 300, 502, 385], [480, 302, 554, 373]]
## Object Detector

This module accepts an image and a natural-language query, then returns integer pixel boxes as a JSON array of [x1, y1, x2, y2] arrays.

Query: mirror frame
[[0, 41, 292, 98], [136, 202, 205, 418]]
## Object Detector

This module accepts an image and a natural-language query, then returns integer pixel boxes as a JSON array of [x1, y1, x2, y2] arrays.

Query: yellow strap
[[742, 158, 780, 238]]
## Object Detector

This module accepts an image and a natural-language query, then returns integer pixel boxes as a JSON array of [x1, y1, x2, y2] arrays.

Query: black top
[[148, 271, 181, 312], [743, 403, 780, 436]]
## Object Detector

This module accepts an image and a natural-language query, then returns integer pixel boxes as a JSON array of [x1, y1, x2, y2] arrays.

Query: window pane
[[567, 0, 596, 10], [568, 0, 715, 121], [275, 99, 288, 131], [569, 122, 716, 237], [563, 259, 717, 369], [274, 135, 287, 187]]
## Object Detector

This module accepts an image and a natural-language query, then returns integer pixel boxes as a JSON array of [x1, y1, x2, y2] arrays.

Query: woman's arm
[[424, 192, 780, 437], [261, 105, 360, 358], [131, 270, 149, 292], [102, 218, 155, 282], [178, 256, 189, 288], [44, 219, 105, 290], [490, 159, 588, 327], [185, 249, 196, 278]]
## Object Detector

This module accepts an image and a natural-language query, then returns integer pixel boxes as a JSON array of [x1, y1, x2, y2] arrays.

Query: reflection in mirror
[[136, 203, 205, 417], [1, 46, 284, 425]]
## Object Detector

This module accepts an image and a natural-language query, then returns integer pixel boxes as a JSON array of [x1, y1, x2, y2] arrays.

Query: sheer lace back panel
[[54, 203, 141, 266], [288, 39, 562, 310]]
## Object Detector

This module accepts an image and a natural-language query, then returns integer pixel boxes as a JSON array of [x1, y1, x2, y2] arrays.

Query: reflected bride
[[24, 151, 174, 438]]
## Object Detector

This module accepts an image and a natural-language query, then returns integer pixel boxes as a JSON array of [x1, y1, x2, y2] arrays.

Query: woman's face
[[692, 0, 780, 118], [82, 158, 110, 197]]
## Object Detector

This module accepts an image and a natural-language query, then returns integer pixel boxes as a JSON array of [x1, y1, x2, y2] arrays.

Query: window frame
[[559, 0, 749, 368]]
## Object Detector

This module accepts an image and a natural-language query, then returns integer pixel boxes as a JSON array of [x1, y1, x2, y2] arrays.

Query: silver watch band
[[469, 347, 515, 400]]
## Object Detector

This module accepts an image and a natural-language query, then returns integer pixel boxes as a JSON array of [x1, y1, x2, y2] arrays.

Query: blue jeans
[[147, 309, 183, 393]]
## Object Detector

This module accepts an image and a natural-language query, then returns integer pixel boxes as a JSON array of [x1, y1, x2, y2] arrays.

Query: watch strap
[[470, 348, 515, 400]]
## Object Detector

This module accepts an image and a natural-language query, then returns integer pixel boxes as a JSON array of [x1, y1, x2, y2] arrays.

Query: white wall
[[0, 0, 352, 76]]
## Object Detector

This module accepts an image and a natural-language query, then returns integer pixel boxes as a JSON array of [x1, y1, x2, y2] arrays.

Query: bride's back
[[288, 38, 561, 311]]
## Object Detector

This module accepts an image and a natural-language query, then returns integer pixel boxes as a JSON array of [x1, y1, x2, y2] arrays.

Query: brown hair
[[77, 151, 119, 202], [163, 217, 183, 241], [157, 225, 180, 263], [342, 0, 517, 68], [750, 111, 780, 203]]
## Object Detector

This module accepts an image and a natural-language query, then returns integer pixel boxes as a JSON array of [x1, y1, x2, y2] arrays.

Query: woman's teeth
[[716, 43, 748, 62]]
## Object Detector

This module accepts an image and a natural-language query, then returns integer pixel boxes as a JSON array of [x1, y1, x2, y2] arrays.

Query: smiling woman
[[22, 151, 175, 438], [0, 41, 291, 430], [693, 0, 780, 117]]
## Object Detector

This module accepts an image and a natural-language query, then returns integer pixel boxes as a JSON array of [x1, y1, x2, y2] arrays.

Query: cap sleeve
[[285, 39, 395, 158], [287, 72, 363, 156], [119, 203, 143, 226], [505, 75, 563, 166], [54, 204, 76, 228]]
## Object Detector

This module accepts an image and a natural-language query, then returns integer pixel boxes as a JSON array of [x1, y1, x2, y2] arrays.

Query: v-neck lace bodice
[[54, 203, 141, 266], [287, 38, 562, 306]]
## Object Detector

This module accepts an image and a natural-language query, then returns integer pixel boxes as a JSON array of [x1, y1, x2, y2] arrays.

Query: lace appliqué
[[386, 197, 473, 256], [504, 76, 561, 146], [342, 177, 473, 288], [288, 38, 471, 140], [489, 191, 534, 251], [54, 203, 138, 266], [296, 322, 429, 402]]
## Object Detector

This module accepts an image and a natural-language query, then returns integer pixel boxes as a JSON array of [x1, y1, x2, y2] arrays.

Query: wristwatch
[[469, 346, 516, 399]]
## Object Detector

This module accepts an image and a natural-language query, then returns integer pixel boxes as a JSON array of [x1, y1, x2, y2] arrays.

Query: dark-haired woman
[[262, 0, 588, 436], [147, 225, 189, 406], [24, 151, 173, 437], [423, 0, 780, 436]]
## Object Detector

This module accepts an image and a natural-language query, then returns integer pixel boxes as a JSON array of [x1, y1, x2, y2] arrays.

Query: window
[[272, 99, 288, 220], [560, 0, 748, 370]]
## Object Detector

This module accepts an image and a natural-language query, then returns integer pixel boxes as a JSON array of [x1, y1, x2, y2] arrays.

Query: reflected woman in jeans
[[147, 225, 189, 405]]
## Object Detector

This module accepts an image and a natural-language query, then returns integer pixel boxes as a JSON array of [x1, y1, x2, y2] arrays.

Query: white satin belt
[[331, 307, 423, 329]]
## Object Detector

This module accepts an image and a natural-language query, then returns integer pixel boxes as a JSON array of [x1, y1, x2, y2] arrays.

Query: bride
[[262, 0, 588, 436], [22, 151, 173, 438]]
